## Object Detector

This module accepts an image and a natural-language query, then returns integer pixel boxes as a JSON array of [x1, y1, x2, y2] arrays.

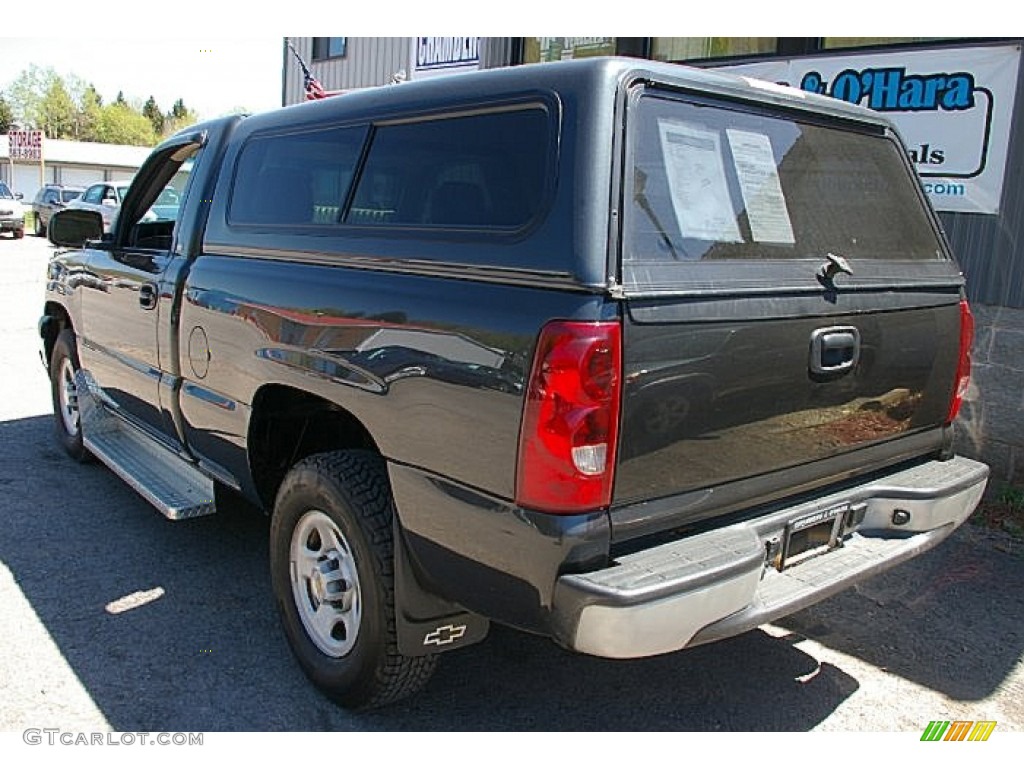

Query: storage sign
[[719, 45, 1021, 214], [8, 130, 43, 161], [410, 37, 479, 80]]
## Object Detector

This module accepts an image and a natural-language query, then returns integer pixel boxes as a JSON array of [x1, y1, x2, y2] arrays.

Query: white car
[[0, 181, 26, 239], [67, 180, 183, 232], [66, 181, 133, 232]]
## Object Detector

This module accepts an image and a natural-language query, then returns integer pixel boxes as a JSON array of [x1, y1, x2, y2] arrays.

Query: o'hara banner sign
[[720, 44, 1021, 214]]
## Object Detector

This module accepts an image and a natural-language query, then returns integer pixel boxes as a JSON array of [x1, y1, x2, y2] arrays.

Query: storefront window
[[312, 38, 347, 61], [522, 37, 616, 63], [651, 38, 777, 62], [822, 37, 943, 49]]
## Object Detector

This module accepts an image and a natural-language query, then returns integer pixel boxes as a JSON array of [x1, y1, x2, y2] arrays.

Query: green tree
[[76, 84, 104, 142], [4, 66, 81, 139], [40, 76, 77, 139], [163, 98, 199, 137], [142, 95, 164, 135], [95, 102, 157, 146], [5, 64, 54, 128], [170, 98, 188, 120], [114, 90, 127, 106], [0, 96, 14, 133]]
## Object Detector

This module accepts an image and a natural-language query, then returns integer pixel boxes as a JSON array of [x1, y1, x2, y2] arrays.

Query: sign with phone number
[[8, 130, 44, 161]]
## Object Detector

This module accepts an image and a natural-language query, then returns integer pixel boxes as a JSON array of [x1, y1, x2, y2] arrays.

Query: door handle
[[139, 283, 158, 310], [809, 326, 860, 376]]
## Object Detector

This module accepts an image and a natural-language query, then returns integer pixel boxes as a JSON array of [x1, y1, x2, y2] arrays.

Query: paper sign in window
[[726, 128, 795, 245], [657, 120, 741, 242]]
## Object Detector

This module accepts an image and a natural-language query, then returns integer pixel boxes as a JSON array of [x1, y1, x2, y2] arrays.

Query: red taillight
[[515, 320, 622, 514], [947, 299, 974, 423]]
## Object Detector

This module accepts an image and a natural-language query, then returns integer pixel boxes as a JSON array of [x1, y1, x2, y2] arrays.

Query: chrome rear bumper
[[553, 456, 989, 658]]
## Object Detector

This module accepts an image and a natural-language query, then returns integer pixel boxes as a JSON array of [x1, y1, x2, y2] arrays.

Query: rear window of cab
[[228, 106, 553, 233]]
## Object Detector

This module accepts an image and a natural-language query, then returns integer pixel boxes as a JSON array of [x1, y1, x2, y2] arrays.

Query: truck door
[[76, 134, 205, 443]]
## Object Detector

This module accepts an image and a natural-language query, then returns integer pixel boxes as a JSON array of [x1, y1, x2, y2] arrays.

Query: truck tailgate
[[614, 293, 961, 510]]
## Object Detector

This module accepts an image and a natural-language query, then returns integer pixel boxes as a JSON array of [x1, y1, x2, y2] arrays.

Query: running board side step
[[76, 371, 216, 520]]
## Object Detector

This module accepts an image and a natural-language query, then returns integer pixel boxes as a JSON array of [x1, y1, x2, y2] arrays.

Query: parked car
[[66, 181, 132, 231], [67, 180, 183, 232], [32, 184, 84, 237], [0, 181, 26, 239]]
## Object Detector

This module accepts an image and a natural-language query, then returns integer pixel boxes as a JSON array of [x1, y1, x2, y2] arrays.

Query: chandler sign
[[721, 44, 1021, 215], [8, 130, 44, 161], [410, 37, 479, 80]]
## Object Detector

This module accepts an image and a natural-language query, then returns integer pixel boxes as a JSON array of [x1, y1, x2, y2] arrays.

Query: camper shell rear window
[[622, 93, 946, 286]]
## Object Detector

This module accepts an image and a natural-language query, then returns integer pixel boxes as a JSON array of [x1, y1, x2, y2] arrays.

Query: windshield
[[624, 95, 945, 266], [61, 189, 82, 203], [0, 183, 13, 200], [117, 185, 132, 201]]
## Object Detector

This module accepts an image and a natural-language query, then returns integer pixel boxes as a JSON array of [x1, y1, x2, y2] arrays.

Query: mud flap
[[393, 519, 489, 656]]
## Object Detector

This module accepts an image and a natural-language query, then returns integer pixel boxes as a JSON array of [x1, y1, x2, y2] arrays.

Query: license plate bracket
[[777, 504, 849, 571]]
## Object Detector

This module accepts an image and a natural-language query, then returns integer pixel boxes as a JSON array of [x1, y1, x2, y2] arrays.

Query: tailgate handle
[[809, 326, 860, 376]]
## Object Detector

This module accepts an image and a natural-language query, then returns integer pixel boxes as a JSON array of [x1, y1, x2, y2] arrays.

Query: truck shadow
[[0, 413, 1019, 731], [775, 520, 1024, 704]]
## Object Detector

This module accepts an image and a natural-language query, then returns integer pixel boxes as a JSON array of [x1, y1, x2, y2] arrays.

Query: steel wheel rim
[[289, 509, 362, 657], [58, 357, 80, 437]]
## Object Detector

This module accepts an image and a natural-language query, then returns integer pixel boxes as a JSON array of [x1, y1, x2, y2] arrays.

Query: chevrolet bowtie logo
[[423, 623, 467, 646]]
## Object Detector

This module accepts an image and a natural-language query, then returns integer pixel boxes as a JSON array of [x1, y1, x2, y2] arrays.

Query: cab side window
[[119, 142, 203, 252]]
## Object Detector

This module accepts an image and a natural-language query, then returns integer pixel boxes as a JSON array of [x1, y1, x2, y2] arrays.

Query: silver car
[[32, 184, 84, 237], [67, 181, 183, 232], [66, 181, 132, 231]]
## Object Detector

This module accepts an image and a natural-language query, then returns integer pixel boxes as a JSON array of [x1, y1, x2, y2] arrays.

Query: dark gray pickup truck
[[40, 57, 988, 709]]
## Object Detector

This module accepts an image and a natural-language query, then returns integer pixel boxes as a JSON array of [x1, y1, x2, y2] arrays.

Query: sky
[[0, 37, 284, 121]]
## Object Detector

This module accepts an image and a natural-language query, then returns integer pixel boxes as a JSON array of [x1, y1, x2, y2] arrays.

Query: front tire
[[49, 329, 90, 462], [270, 450, 437, 709], [35, 216, 46, 237]]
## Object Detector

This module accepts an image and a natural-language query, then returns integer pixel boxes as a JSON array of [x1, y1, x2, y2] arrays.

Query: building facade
[[0, 136, 151, 203], [283, 37, 1024, 488]]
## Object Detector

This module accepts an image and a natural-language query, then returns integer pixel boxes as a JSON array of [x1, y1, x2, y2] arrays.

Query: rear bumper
[[552, 456, 988, 658]]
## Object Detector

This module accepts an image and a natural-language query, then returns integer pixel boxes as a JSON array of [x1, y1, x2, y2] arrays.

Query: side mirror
[[15, 192, 23, 200], [49, 209, 104, 248]]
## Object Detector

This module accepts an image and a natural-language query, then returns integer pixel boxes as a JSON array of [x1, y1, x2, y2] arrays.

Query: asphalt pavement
[[1, 232, 1022, 732]]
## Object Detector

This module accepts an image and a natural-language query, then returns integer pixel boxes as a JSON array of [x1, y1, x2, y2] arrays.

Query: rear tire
[[49, 329, 90, 462], [270, 450, 437, 709]]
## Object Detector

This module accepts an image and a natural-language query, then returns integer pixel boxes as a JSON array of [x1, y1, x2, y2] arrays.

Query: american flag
[[304, 69, 328, 100], [287, 39, 336, 101]]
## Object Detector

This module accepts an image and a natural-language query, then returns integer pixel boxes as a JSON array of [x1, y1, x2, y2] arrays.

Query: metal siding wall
[[284, 38, 411, 104], [939, 51, 1024, 309], [480, 38, 516, 69]]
